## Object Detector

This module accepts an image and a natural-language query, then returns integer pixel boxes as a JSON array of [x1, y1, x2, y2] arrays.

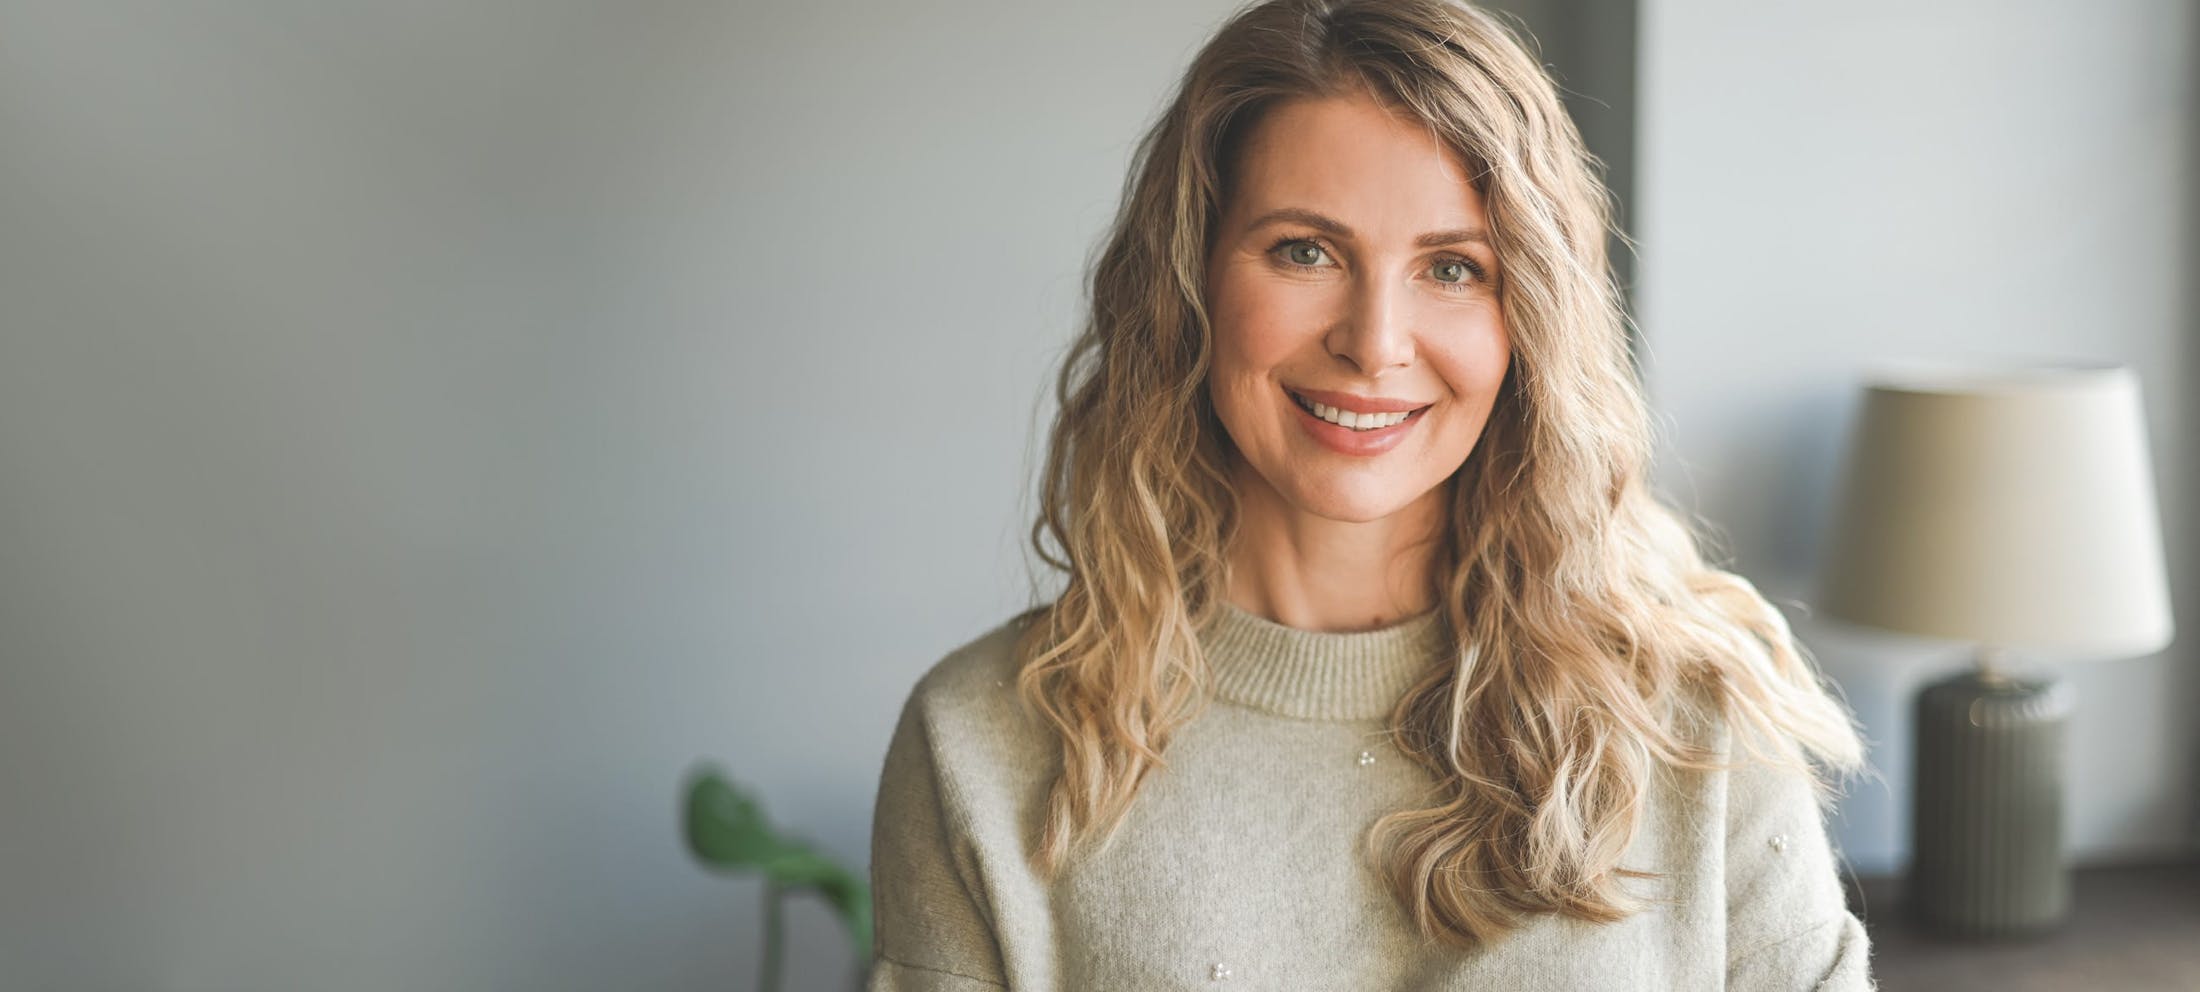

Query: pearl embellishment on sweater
[[1769, 834, 1789, 853], [1210, 962, 1232, 981], [1357, 750, 1376, 767]]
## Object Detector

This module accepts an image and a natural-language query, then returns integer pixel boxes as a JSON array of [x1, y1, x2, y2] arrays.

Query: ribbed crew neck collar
[[1196, 599, 1456, 721]]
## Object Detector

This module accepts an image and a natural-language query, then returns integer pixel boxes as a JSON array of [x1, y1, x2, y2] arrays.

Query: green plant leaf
[[683, 765, 873, 955]]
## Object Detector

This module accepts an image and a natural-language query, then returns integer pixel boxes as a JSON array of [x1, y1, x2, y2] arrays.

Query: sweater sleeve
[[1724, 746, 1877, 991], [865, 687, 1010, 990]]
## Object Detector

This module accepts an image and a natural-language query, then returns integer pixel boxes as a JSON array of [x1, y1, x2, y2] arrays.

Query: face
[[1204, 90, 1512, 525]]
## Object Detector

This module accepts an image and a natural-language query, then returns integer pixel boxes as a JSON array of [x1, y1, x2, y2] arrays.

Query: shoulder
[[1675, 681, 1852, 895], [893, 609, 1041, 758], [875, 610, 1055, 863], [908, 609, 1035, 712], [1649, 678, 1855, 888], [885, 609, 1052, 790], [1649, 676, 1836, 840]]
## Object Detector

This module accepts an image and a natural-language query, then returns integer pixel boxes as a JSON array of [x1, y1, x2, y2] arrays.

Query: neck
[[1223, 458, 1448, 633]]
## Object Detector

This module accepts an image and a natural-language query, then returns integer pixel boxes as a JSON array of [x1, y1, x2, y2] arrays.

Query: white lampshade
[[1816, 358, 2175, 659]]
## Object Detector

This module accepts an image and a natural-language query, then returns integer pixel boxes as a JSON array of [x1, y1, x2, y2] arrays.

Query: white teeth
[[1299, 395, 1412, 430]]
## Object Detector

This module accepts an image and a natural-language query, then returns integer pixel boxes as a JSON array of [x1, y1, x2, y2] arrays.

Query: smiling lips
[[1288, 385, 1432, 414], [1284, 384, 1433, 456], [1290, 391, 1415, 429], [1287, 385, 1432, 427]]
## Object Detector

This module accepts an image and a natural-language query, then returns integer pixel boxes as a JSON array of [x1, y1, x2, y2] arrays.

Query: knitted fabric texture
[[866, 602, 1874, 990]]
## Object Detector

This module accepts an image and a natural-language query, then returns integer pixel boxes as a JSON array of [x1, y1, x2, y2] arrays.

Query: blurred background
[[0, 1, 2191, 989]]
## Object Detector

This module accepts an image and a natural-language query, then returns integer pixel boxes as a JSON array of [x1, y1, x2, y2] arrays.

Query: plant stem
[[760, 881, 784, 992]]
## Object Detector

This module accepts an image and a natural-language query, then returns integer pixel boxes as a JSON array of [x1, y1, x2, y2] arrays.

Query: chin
[[1289, 480, 1420, 524]]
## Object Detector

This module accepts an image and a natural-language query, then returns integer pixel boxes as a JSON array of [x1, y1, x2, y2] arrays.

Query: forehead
[[1224, 93, 1485, 227]]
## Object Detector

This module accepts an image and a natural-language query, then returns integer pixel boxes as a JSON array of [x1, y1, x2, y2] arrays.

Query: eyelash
[[1265, 235, 1489, 292]]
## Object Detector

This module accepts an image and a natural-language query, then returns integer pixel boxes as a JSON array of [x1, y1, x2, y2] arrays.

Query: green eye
[[1431, 256, 1490, 293], [1266, 236, 1333, 270]]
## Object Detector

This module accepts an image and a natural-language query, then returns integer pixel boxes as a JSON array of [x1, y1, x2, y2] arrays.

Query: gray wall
[[1637, 0, 2198, 875], [0, 2, 2190, 990], [0, 2, 1245, 988]]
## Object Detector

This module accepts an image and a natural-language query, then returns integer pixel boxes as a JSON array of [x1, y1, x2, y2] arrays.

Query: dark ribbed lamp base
[[1908, 667, 2073, 938]]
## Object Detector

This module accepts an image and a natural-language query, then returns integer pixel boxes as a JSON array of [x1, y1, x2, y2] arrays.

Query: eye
[[1431, 256, 1489, 293], [1269, 237, 1331, 269]]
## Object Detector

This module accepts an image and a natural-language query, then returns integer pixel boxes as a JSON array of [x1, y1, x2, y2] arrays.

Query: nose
[[1326, 272, 1415, 376]]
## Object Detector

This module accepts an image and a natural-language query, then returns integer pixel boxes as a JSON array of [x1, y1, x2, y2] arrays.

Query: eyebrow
[[1244, 207, 1492, 249]]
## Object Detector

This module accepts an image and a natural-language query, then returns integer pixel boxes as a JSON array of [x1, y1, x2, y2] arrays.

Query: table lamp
[[1814, 358, 2175, 938]]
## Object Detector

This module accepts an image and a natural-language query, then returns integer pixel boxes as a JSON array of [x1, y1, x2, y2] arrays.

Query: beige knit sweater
[[865, 601, 1875, 990]]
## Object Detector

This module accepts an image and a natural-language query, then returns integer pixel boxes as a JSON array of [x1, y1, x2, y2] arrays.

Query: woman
[[868, 0, 1874, 988]]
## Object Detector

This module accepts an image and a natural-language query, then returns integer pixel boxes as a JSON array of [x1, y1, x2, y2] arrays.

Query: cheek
[[1205, 279, 1294, 442], [1208, 269, 1318, 373], [1435, 315, 1511, 389]]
